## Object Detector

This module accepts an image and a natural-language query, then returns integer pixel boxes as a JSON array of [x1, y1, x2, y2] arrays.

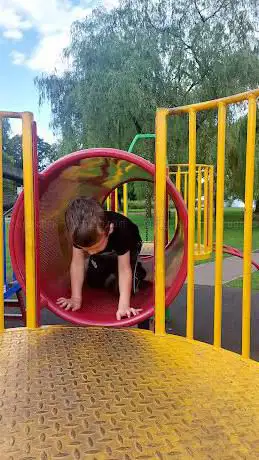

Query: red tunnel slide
[[10, 148, 188, 327]]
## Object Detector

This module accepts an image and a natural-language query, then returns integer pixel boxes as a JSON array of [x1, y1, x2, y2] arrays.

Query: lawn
[[225, 272, 259, 290], [129, 207, 259, 252]]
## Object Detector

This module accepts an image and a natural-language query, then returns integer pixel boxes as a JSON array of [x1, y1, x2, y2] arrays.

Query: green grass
[[225, 271, 259, 291], [130, 207, 259, 251]]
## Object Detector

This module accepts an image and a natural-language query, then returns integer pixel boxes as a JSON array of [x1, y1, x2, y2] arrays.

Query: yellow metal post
[[187, 110, 197, 340], [175, 166, 181, 230], [22, 112, 38, 329], [155, 108, 168, 336], [242, 96, 257, 359], [115, 188, 119, 212], [204, 167, 208, 249], [106, 195, 111, 211], [197, 166, 202, 251], [0, 120, 4, 331], [123, 183, 128, 216], [214, 103, 226, 348], [209, 166, 214, 253], [184, 172, 188, 204]]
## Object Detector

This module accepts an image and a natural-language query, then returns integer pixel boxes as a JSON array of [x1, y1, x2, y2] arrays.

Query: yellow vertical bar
[[175, 167, 181, 229], [197, 166, 202, 251], [0, 120, 4, 331], [123, 183, 128, 216], [22, 112, 37, 329], [204, 167, 208, 249], [115, 188, 118, 212], [176, 167, 181, 191], [107, 195, 111, 211], [209, 166, 214, 252], [184, 172, 188, 204], [166, 167, 170, 242], [242, 96, 257, 359], [155, 108, 168, 336], [187, 109, 197, 340], [214, 103, 226, 348]]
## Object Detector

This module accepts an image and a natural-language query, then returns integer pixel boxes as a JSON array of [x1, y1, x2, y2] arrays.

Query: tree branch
[[193, 0, 206, 22], [197, 0, 231, 23], [129, 112, 142, 133], [180, 37, 203, 69], [183, 68, 210, 97]]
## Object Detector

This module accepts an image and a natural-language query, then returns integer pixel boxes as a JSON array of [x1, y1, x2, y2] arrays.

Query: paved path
[[194, 251, 259, 285]]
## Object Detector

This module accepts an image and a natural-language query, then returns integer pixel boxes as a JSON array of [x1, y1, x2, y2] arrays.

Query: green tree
[[226, 110, 259, 213], [35, 0, 259, 205], [6, 134, 58, 172], [36, 0, 259, 162]]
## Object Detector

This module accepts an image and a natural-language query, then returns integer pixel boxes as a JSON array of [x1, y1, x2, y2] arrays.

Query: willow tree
[[36, 0, 259, 207]]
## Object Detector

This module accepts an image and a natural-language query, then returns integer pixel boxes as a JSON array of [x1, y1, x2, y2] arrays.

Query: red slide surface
[[10, 148, 188, 327]]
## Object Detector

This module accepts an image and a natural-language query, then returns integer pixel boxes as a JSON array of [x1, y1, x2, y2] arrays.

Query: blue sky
[[0, 0, 117, 143]]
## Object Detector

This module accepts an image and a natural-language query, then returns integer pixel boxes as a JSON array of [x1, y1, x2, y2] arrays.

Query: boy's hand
[[116, 304, 142, 320], [56, 297, 82, 312]]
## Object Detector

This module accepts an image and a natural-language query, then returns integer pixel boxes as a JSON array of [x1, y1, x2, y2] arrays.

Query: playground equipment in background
[[106, 134, 214, 261], [169, 163, 214, 260], [1, 89, 259, 458]]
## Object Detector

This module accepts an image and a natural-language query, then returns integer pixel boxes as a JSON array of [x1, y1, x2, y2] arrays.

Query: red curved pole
[[213, 243, 259, 271]]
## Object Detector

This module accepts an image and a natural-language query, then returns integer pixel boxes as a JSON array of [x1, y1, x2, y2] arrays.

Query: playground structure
[[107, 157, 214, 260], [0, 89, 259, 458]]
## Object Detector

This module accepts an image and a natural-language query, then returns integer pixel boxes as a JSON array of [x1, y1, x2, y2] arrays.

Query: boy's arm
[[57, 247, 87, 311], [116, 252, 142, 320], [71, 246, 88, 301]]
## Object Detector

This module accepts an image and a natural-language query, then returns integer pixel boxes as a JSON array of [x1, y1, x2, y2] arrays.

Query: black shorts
[[86, 241, 145, 294]]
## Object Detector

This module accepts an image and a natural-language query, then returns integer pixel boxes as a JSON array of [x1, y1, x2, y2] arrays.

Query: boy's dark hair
[[65, 197, 109, 248]]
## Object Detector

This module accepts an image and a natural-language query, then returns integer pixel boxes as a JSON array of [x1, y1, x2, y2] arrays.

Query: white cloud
[[0, 0, 118, 74], [10, 50, 26, 65], [27, 31, 72, 73], [3, 29, 23, 39], [0, 6, 32, 35]]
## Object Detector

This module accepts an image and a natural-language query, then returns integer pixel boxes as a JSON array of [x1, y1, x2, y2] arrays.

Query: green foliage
[[35, 0, 259, 199], [6, 134, 59, 172], [226, 111, 259, 201]]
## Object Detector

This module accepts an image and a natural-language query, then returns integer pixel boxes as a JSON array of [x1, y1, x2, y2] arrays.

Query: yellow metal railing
[[169, 163, 214, 260], [107, 162, 214, 259], [155, 89, 259, 359], [0, 111, 37, 330]]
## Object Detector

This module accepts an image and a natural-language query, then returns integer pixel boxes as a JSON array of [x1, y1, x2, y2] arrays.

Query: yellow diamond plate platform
[[1, 327, 259, 459]]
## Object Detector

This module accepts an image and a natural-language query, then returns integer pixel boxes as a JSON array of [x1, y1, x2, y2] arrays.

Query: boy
[[57, 197, 146, 320]]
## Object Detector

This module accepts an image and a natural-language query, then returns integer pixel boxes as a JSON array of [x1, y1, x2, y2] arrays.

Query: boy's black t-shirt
[[74, 211, 142, 256]]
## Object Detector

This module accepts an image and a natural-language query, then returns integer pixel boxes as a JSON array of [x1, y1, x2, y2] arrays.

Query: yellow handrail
[[168, 89, 259, 114], [158, 88, 259, 358]]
